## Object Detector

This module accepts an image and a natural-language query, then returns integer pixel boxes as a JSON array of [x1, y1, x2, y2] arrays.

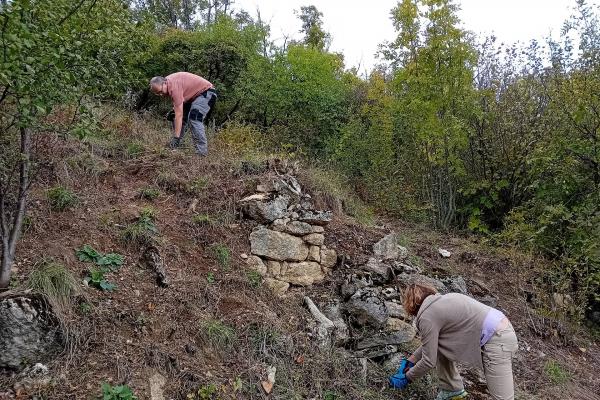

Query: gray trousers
[[173, 91, 216, 155], [437, 324, 518, 400]]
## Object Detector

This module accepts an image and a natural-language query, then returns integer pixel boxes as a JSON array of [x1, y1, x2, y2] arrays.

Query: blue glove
[[399, 358, 415, 374], [388, 358, 414, 389]]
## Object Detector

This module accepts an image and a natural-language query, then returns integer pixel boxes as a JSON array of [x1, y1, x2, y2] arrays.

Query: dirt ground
[[1, 113, 599, 400]]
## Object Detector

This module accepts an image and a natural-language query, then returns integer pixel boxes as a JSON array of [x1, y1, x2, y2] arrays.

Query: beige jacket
[[406, 293, 491, 381]]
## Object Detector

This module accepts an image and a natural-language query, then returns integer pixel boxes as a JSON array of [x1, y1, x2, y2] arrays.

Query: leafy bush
[[47, 186, 78, 211], [84, 267, 116, 292], [101, 383, 137, 400], [76, 244, 124, 270]]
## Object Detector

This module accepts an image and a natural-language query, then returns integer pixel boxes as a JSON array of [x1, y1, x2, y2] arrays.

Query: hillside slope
[[0, 111, 599, 400]]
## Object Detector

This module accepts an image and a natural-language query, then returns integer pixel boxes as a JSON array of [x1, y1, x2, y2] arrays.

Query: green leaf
[[99, 281, 116, 292]]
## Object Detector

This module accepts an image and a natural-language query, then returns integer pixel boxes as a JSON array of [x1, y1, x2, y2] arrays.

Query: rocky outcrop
[[0, 293, 61, 371]]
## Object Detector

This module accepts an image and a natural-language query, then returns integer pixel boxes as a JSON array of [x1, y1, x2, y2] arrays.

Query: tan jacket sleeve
[[406, 317, 439, 381]]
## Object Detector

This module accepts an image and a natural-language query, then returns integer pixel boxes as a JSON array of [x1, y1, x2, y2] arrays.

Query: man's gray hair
[[150, 76, 166, 87]]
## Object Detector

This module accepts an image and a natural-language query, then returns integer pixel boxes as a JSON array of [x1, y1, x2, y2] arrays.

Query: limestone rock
[[250, 228, 309, 261], [320, 247, 337, 269], [283, 221, 320, 236], [241, 195, 290, 223], [303, 233, 325, 246], [298, 210, 332, 226], [308, 246, 321, 262], [341, 272, 373, 300], [266, 261, 281, 277], [396, 273, 447, 293], [373, 232, 406, 260], [345, 288, 388, 329], [246, 255, 267, 276], [149, 373, 166, 400], [279, 261, 324, 286], [355, 328, 416, 350], [438, 248, 452, 258], [353, 345, 398, 359], [264, 278, 289, 296], [442, 276, 468, 294], [361, 258, 393, 283], [0, 295, 60, 370], [385, 301, 409, 320], [386, 318, 413, 332]]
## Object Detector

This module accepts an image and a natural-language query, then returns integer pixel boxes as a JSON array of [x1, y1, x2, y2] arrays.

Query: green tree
[[0, 0, 147, 288], [385, 0, 477, 228], [295, 5, 330, 51]]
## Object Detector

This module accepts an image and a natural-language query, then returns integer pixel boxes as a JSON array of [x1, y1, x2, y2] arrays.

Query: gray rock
[[383, 353, 404, 373], [373, 232, 406, 260], [307, 246, 321, 262], [150, 373, 166, 400], [279, 261, 324, 286], [396, 273, 447, 292], [303, 233, 325, 246], [341, 272, 374, 299], [385, 301, 409, 319], [382, 287, 400, 300], [438, 248, 452, 258], [320, 247, 337, 269], [264, 278, 289, 296], [246, 255, 267, 276], [284, 221, 319, 236], [361, 258, 393, 283], [392, 261, 422, 274], [298, 210, 332, 226], [355, 328, 416, 350], [353, 345, 398, 359], [323, 301, 350, 345], [345, 288, 388, 328], [266, 260, 281, 277], [443, 276, 468, 294], [250, 228, 309, 261], [241, 195, 290, 223], [274, 176, 302, 198], [0, 295, 60, 370]]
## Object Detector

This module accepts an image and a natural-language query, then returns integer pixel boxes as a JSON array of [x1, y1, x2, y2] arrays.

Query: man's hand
[[168, 136, 182, 149], [400, 358, 415, 373]]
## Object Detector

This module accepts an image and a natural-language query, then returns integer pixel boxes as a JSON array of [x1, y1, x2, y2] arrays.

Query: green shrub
[[187, 177, 209, 195], [76, 244, 124, 270], [101, 383, 137, 400], [120, 208, 158, 246], [247, 270, 262, 288], [47, 186, 78, 211], [84, 267, 116, 292], [139, 187, 160, 200]]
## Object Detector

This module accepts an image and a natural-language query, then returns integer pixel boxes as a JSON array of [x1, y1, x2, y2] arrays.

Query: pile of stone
[[239, 175, 337, 296]]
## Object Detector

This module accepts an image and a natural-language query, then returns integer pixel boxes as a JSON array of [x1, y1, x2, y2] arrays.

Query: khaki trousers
[[436, 324, 518, 399], [481, 324, 518, 400]]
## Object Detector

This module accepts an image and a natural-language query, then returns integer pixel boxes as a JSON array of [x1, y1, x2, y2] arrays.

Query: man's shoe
[[435, 389, 467, 400]]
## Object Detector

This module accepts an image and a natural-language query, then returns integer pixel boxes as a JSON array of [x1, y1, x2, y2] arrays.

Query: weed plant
[[47, 186, 78, 211]]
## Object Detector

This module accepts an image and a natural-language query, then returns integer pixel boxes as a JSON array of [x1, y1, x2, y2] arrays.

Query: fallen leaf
[[148, 303, 155, 311], [261, 381, 273, 394], [295, 355, 304, 364]]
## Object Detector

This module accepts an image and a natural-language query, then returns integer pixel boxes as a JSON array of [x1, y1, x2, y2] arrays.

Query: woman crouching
[[389, 283, 518, 400]]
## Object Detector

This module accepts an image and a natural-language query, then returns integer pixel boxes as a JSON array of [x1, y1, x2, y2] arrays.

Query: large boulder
[[279, 262, 325, 286], [250, 228, 309, 261], [355, 327, 416, 350], [297, 210, 332, 226], [0, 294, 61, 370], [240, 195, 290, 223], [373, 232, 407, 260], [345, 288, 388, 329], [283, 221, 324, 236], [361, 258, 393, 284]]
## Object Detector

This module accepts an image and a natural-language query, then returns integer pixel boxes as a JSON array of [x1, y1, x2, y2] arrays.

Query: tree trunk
[[0, 127, 30, 289]]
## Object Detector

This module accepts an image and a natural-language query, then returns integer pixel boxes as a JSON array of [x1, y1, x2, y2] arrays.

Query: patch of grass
[[120, 207, 158, 246], [210, 243, 231, 269], [187, 177, 209, 195], [27, 261, 79, 310], [302, 166, 375, 226], [201, 319, 236, 350], [125, 141, 145, 158], [47, 185, 78, 211], [139, 187, 160, 200], [544, 359, 570, 384], [247, 270, 262, 288], [78, 301, 92, 315], [206, 272, 215, 284], [101, 382, 137, 400], [192, 213, 213, 226]]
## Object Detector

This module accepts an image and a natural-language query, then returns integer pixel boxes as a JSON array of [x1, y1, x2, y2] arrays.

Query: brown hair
[[402, 283, 438, 316]]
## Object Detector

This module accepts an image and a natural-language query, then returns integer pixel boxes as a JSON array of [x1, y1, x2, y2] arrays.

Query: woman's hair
[[402, 283, 438, 316]]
